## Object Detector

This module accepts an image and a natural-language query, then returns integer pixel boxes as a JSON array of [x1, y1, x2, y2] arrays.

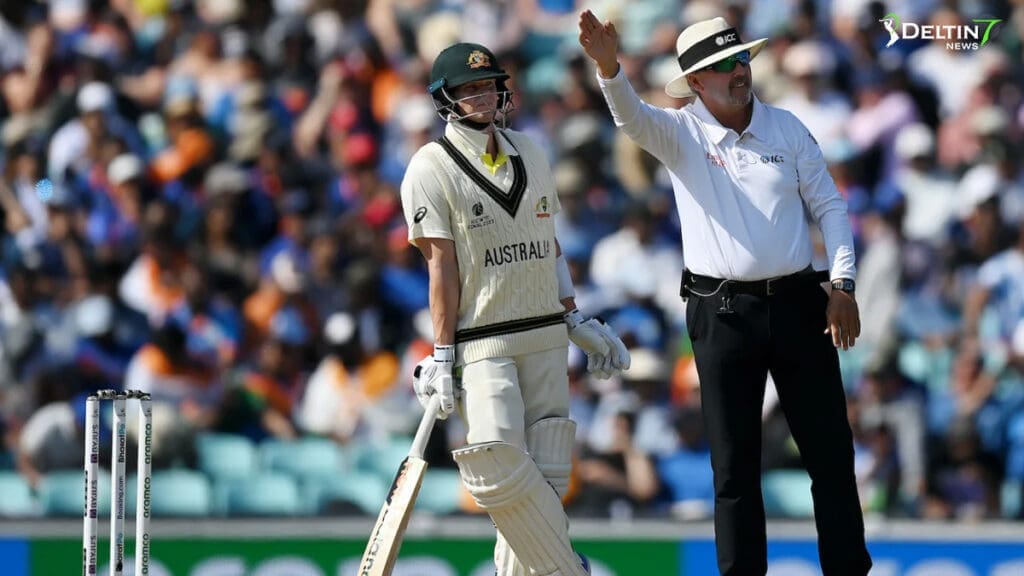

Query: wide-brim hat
[[428, 42, 509, 95], [665, 17, 768, 99]]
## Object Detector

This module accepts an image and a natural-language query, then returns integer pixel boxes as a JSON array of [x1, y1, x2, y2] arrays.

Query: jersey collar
[[444, 121, 520, 158], [691, 94, 769, 144]]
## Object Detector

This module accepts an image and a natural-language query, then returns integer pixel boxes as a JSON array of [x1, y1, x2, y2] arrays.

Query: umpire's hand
[[825, 290, 860, 350], [578, 10, 620, 79]]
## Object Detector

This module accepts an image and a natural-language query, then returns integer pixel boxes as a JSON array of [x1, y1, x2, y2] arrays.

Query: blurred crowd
[[1, 0, 1023, 522]]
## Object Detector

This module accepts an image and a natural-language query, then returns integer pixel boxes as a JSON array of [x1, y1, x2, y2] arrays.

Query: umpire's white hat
[[665, 17, 768, 99]]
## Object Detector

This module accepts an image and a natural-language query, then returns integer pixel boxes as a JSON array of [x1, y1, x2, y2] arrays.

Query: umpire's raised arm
[[578, 10, 686, 166]]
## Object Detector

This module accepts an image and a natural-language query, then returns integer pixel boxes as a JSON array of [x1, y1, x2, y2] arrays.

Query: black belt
[[682, 267, 829, 298]]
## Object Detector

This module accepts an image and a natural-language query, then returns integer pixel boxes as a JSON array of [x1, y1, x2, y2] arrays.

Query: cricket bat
[[358, 394, 441, 576]]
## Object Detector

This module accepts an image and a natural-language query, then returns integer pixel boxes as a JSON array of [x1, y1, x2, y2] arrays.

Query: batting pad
[[453, 442, 588, 576], [496, 418, 578, 575], [494, 531, 527, 576], [527, 417, 576, 499]]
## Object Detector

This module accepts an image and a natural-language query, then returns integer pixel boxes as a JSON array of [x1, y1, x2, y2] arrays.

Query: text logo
[[881, 13, 1001, 50], [468, 204, 494, 230], [484, 240, 550, 267], [716, 33, 736, 46]]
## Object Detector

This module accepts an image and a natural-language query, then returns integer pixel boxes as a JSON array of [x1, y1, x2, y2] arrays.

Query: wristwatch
[[831, 278, 856, 294]]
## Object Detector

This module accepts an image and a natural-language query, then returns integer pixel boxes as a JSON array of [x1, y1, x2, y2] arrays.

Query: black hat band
[[677, 28, 743, 72]]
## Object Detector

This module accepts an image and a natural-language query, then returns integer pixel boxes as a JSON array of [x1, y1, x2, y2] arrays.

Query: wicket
[[83, 390, 153, 576]]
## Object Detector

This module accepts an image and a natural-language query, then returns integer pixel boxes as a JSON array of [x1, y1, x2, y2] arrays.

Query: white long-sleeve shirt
[[597, 69, 856, 281]]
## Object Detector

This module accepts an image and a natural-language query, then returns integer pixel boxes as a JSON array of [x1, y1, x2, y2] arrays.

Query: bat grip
[[409, 395, 441, 459]]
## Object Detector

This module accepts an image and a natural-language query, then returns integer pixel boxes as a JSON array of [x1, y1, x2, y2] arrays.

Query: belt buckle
[[766, 278, 776, 296]]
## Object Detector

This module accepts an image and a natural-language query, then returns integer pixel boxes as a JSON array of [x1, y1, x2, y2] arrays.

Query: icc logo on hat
[[715, 33, 737, 46]]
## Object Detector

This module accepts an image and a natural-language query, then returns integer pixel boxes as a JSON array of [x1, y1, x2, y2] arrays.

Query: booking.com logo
[[880, 13, 1002, 50]]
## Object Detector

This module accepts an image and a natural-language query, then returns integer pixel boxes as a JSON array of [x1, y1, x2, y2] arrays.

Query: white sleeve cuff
[[556, 254, 576, 300]]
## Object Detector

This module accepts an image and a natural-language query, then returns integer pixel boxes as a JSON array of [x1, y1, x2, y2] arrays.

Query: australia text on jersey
[[483, 240, 551, 267]]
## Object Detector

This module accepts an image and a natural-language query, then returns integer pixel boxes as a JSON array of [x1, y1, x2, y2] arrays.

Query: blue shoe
[[578, 553, 591, 574]]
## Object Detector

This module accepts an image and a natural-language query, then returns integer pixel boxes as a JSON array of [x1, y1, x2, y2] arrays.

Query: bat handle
[[409, 395, 441, 459]]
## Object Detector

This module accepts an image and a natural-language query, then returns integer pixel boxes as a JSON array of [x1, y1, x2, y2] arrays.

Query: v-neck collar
[[436, 126, 528, 218]]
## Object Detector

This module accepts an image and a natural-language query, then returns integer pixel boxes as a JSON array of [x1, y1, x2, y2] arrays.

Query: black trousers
[[685, 276, 872, 576]]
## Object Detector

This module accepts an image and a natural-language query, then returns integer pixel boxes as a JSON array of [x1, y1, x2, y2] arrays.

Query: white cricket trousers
[[459, 346, 569, 448]]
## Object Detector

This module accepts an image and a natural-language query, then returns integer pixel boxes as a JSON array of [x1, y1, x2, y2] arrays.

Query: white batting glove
[[412, 345, 457, 419], [565, 310, 631, 379]]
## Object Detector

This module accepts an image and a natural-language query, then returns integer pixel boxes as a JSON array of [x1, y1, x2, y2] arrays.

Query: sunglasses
[[704, 50, 751, 73]]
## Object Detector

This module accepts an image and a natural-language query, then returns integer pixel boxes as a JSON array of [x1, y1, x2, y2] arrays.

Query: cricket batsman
[[401, 42, 631, 576]]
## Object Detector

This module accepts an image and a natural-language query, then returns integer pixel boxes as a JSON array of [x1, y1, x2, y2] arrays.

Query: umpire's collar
[[444, 121, 520, 157], [691, 94, 770, 144]]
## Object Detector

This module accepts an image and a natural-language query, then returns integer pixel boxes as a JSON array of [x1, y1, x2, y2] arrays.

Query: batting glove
[[413, 345, 457, 419], [565, 310, 631, 379]]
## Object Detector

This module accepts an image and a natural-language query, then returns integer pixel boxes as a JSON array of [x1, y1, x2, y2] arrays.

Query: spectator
[[658, 407, 715, 520], [47, 81, 144, 186], [857, 360, 927, 512], [924, 416, 1001, 521], [118, 200, 188, 324], [892, 123, 959, 247], [571, 409, 660, 519], [243, 250, 319, 347], [588, 200, 682, 316], [295, 311, 406, 443], [220, 306, 311, 441], [776, 40, 852, 152], [14, 370, 80, 489]]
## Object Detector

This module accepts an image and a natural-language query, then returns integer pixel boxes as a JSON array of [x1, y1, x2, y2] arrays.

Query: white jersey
[[402, 122, 567, 364]]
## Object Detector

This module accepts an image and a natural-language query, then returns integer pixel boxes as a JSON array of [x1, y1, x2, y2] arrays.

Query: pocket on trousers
[[685, 296, 704, 341]]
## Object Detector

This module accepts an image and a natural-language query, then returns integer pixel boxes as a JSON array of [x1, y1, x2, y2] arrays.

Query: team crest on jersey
[[467, 51, 491, 69], [534, 196, 550, 218], [469, 203, 494, 230]]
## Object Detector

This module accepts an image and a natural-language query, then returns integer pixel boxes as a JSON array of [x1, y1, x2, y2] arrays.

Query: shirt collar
[[691, 94, 769, 144], [745, 96, 770, 142], [443, 121, 519, 157]]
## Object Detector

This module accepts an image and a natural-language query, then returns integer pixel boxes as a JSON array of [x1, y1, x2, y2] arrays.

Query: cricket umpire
[[401, 42, 630, 576], [579, 11, 872, 576]]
